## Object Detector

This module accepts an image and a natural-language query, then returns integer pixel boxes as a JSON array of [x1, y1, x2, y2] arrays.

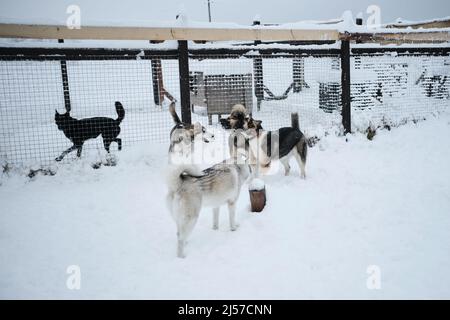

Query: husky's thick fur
[[54, 101, 125, 161], [168, 102, 214, 159], [247, 113, 308, 178], [166, 161, 250, 258]]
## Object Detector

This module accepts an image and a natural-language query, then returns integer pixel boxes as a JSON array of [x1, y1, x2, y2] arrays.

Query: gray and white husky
[[168, 102, 214, 162], [166, 161, 250, 258]]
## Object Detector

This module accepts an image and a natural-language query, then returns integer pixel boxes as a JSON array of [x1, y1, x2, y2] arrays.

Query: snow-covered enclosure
[[1, 112, 450, 299], [0, 9, 450, 300]]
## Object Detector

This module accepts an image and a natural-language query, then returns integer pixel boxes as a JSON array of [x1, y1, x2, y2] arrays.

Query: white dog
[[166, 161, 250, 258]]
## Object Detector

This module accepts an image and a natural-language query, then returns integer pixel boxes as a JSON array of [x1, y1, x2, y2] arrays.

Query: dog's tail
[[291, 112, 299, 130], [166, 165, 203, 192], [169, 102, 182, 125], [115, 101, 125, 123]]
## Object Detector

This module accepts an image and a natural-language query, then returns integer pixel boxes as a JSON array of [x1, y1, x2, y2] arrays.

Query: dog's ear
[[55, 109, 60, 115], [219, 118, 231, 129], [193, 122, 203, 134]]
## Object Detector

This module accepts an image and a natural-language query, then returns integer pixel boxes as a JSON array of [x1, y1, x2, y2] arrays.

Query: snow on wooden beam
[[1, 23, 448, 44], [0, 23, 340, 41], [386, 18, 450, 30], [342, 31, 450, 44]]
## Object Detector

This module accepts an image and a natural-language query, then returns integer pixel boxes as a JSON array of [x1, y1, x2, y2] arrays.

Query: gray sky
[[0, 0, 449, 25]]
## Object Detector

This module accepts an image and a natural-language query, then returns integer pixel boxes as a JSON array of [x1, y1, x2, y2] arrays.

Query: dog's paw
[[230, 223, 239, 231], [55, 157, 62, 162], [212, 225, 219, 230]]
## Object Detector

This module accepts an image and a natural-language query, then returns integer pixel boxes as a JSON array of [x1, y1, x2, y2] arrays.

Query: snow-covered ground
[[1, 113, 450, 299]]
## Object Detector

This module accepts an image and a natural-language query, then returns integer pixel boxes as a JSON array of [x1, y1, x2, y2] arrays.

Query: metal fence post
[[151, 58, 164, 106], [252, 19, 264, 111], [341, 39, 351, 134], [293, 58, 308, 93], [253, 56, 264, 111], [60, 60, 71, 112], [178, 40, 191, 124]]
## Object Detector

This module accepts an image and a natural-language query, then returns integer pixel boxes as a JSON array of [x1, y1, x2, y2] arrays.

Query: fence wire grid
[[350, 51, 450, 130], [0, 45, 449, 167], [189, 52, 342, 132], [0, 53, 179, 165]]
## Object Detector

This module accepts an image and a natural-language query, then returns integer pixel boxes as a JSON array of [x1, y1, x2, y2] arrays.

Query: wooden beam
[[1, 23, 448, 44], [0, 23, 339, 41], [343, 31, 450, 44], [386, 20, 450, 30]]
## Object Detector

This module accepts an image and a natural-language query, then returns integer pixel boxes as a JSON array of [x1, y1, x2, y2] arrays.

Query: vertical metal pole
[[207, 0, 212, 22], [341, 39, 351, 134], [355, 18, 363, 44], [293, 58, 306, 93], [60, 60, 71, 112], [178, 40, 191, 124], [253, 57, 263, 111], [252, 19, 263, 111], [252, 19, 261, 44], [151, 58, 164, 106]]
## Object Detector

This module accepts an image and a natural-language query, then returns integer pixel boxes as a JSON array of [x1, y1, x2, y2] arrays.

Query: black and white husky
[[246, 113, 308, 178], [166, 161, 250, 258]]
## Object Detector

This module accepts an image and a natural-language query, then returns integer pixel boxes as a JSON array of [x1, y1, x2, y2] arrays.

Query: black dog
[[55, 101, 125, 161]]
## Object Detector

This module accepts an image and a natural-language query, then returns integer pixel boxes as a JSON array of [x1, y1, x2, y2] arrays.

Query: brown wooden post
[[293, 58, 307, 93], [249, 187, 266, 212], [341, 39, 352, 134], [60, 60, 71, 112], [178, 40, 191, 124], [253, 57, 264, 111], [151, 58, 165, 106], [252, 18, 263, 111]]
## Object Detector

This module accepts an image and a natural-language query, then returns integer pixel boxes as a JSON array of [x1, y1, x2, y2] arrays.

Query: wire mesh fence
[[350, 50, 450, 130], [256, 53, 342, 132], [0, 51, 180, 165], [188, 52, 343, 133], [0, 44, 449, 167]]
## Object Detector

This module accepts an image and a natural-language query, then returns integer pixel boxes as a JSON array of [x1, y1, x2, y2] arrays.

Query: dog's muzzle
[[202, 132, 215, 143]]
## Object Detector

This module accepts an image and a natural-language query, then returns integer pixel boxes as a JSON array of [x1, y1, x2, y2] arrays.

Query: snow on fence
[[0, 24, 449, 166], [350, 47, 450, 130]]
